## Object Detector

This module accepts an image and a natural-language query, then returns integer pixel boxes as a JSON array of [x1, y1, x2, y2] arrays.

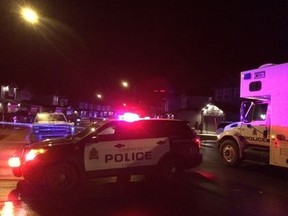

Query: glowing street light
[[121, 81, 129, 88], [20, 7, 39, 24], [96, 93, 102, 99]]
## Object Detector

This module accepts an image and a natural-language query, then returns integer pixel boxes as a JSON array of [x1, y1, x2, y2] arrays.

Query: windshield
[[35, 113, 67, 122], [241, 101, 268, 123], [72, 122, 105, 140]]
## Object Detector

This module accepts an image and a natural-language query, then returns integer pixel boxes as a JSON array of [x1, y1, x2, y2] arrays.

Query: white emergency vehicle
[[9, 117, 202, 193], [218, 63, 288, 168]]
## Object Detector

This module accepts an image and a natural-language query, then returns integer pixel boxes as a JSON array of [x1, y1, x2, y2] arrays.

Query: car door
[[240, 103, 269, 147], [84, 122, 129, 171], [122, 120, 170, 168]]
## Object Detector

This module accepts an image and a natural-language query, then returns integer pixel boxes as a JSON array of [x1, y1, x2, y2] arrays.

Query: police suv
[[9, 118, 202, 193]]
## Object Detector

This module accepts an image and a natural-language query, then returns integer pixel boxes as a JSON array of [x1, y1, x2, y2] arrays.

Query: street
[[1, 125, 288, 216]]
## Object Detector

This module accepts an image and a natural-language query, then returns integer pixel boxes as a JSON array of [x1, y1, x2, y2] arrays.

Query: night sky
[[1, 0, 288, 103]]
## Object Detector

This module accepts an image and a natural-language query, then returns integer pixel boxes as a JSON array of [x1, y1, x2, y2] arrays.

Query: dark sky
[[1, 0, 288, 103]]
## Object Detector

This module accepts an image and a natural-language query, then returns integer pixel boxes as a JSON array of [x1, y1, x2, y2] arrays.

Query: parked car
[[8, 117, 202, 194], [29, 112, 74, 143]]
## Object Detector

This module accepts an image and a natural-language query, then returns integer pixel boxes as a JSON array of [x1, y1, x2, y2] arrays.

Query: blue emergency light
[[243, 73, 251, 80]]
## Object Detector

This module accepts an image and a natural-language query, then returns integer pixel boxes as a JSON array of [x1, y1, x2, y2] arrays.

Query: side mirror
[[91, 136, 99, 143]]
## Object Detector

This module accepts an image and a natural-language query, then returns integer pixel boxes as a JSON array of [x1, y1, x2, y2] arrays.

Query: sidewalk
[[195, 130, 218, 141]]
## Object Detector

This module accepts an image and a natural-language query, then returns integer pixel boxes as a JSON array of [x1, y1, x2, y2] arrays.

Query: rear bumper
[[12, 161, 47, 183], [12, 167, 23, 177]]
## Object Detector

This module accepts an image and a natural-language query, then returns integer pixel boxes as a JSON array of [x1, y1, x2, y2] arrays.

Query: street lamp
[[96, 93, 102, 99], [121, 81, 129, 89], [20, 7, 39, 25]]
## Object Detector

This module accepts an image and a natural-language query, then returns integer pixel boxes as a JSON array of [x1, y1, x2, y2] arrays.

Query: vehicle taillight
[[8, 157, 21, 168], [193, 137, 201, 148]]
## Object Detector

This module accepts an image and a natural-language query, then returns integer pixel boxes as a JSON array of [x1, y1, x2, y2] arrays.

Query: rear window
[[141, 120, 194, 139], [166, 121, 195, 139], [99, 120, 195, 140]]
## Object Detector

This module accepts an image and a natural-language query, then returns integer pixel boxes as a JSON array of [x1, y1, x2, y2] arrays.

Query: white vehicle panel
[[84, 137, 170, 171]]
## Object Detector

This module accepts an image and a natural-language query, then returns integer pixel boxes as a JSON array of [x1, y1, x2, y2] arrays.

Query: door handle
[[156, 140, 166, 145], [114, 143, 125, 148]]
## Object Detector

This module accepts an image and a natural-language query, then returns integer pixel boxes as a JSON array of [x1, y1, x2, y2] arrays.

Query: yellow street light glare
[[21, 7, 39, 24], [121, 81, 129, 88]]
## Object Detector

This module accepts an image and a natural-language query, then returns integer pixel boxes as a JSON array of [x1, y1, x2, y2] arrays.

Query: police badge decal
[[89, 148, 99, 160]]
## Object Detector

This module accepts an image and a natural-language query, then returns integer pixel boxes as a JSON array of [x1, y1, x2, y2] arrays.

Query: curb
[[198, 134, 218, 141]]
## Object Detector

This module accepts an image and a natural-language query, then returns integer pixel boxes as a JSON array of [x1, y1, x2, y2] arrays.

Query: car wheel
[[43, 162, 79, 194], [220, 140, 240, 167], [159, 156, 184, 183]]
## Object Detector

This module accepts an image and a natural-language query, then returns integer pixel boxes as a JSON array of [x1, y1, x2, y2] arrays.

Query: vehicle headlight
[[8, 157, 21, 168], [25, 149, 47, 161]]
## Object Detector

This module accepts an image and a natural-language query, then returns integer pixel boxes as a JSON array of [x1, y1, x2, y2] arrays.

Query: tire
[[158, 156, 184, 183], [220, 140, 240, 167], [43, 162, 79, 194]]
